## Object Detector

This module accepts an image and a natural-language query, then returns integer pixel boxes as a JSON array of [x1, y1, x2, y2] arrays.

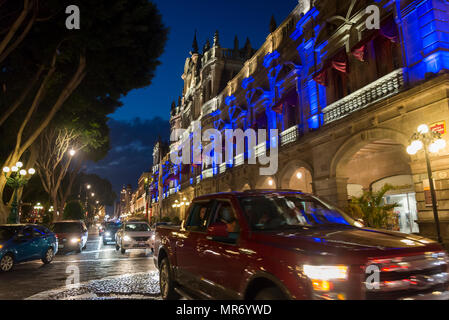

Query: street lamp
[[34, 202, 43, 223], [406, 124, 447, 243], [144, 177, 154, 223], [2, 162, 35, 223], [69, 149, 76, 157]]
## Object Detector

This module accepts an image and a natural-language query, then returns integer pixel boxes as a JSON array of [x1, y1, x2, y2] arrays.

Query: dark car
[[155, 190, 449, 300], [102, 222, 122, 245], [0, 224, 58, 272], [52, 220, 88, 253]]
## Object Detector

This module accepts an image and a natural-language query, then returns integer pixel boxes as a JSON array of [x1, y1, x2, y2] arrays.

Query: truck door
[[197, 200, 247, 299], [175, 200, 214, 296]]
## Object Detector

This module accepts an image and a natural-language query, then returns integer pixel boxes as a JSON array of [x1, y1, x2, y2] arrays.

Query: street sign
[[430, 121, 446, 136]]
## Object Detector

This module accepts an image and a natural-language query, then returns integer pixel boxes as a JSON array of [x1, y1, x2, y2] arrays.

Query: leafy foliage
[[63, 200, 85, 220], [347, 184, 400, 229]]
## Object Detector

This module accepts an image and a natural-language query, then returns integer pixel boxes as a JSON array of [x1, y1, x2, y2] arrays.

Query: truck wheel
[[254, 287, 286, 300], [159, 257, 179, 300]]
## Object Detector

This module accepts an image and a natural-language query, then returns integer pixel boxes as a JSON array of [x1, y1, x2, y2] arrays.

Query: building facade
[[151, 0, 449, 240]]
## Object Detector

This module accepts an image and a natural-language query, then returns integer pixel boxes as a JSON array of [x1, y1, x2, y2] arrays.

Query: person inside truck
[[218, 204, 240, 238], [199, 207, 209, 227]]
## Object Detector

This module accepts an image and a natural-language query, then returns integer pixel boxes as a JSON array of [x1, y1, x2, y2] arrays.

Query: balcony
[[219, 163, 226, 174], [323, 68, 405, 124], [234, 154, 244, 167], [202, 97, 220, 116], [254, 142, 266, 158], [280, 125, 302, 146], [202, 168, 213, 179]]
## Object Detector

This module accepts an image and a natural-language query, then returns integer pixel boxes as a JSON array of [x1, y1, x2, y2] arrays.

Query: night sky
[[86, 0, 297, 206]]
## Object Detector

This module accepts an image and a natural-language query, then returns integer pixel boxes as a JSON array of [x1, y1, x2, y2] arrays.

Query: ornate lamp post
[[172, 197, 190, 220], [2, 162, 35, 224], [34, 202, 43, 223], [407, 124, 447, 243], [144, 177, 153, 222]]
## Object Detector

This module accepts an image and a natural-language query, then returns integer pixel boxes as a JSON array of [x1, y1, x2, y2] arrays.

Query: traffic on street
[[2, 0, 449, 305], [0, 226, 158, 300]]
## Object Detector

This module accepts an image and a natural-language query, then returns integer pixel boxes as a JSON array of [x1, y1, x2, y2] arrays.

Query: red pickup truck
[[154, 190, 449, 300]]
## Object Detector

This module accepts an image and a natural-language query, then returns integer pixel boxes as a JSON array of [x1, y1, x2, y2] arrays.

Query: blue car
[[0, 224, 58, 272]]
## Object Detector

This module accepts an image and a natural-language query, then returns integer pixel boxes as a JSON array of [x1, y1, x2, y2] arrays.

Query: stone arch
[[279, 159, 314, 193], [330, 128, 409, 178], [255, 176, 277, 189]]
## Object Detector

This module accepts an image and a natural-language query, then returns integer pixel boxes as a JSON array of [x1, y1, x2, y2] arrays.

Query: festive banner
[[313, 69, 328, 86], [331, 50, 348, 73], [352, 43, 367, 62]]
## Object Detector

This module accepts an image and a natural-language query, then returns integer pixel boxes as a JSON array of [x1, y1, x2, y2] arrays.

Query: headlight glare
[[124, 235, 131, 241], [303, 265, 348, 281], [70, 238, 81, 243]]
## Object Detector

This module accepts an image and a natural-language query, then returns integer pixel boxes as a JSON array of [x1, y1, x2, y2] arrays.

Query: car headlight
[[151, 234, 155, 241], [302, 265, 348, 300], [123, 235, 131, 241], [70, 238, 81, 244], [105, 232, 111, 236]]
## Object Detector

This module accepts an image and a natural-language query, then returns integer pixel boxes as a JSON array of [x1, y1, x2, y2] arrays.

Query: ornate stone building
[[151, 0, 449, 241]]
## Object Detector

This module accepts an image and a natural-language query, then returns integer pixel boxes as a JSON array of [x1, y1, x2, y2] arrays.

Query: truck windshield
[[239, 195, 355, 231]]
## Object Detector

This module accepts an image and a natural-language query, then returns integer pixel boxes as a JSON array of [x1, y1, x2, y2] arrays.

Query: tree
[[71, 173, 116, 207], [347, 184, 400, 230], [63, 200, 84, 220], [0, 0, 168, 222]]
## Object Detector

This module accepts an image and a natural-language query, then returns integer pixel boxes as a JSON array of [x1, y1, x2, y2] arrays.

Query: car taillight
[[55, 234, 58, 239]]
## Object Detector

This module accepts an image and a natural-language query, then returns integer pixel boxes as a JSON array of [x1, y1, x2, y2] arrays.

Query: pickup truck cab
[[154, 190, 449, 300]]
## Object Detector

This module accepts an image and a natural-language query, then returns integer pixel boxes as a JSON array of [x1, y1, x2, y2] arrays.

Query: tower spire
[[234, 35, 239, 51], [270, 15, 277, 33], [213, 30, 220, 47], [191, 30, 198, 54]]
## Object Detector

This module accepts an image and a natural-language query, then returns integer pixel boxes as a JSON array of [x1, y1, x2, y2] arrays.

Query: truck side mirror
[[207, 222, 228, 238]]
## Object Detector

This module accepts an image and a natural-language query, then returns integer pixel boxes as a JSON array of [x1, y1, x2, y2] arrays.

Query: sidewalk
[[27, 271, 161, 300]]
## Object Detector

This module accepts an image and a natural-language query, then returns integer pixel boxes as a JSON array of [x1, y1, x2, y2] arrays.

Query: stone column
[[314, 176, 349, 209]]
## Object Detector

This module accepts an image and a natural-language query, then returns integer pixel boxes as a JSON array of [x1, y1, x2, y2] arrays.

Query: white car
[[115, 221, 153, 254]]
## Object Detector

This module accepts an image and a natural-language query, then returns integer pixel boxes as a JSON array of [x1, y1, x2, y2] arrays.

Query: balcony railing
[[219, 163, 226, 174], [323, 68, 405, 124], [280, 125, 302, 146], [202, 168, 213, 179], [234, 154, 244, 167], [254, 142, 266, 158]]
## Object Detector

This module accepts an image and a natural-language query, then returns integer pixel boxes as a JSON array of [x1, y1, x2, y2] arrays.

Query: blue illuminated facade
[[148, 0, 449, 229]]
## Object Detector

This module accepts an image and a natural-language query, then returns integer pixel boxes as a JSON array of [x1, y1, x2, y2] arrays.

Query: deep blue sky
[[112, 0, 297, 121], [87, 1, 297, 207]]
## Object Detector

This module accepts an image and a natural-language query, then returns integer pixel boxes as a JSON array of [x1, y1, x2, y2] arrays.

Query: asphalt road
[[0, 228, 158, 300]]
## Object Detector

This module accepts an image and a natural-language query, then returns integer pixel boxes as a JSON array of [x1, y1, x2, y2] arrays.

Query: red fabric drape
[[272, 103, 283, 114], [180, 164, 190, 174], [352, 44, 367, 62], [331, 50, 348, 73], [313, 69, 328, 86], [380, 17, 398, 43]]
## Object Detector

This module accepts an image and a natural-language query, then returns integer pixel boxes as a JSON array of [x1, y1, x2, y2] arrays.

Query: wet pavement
[[0, 228, 159, 300]]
